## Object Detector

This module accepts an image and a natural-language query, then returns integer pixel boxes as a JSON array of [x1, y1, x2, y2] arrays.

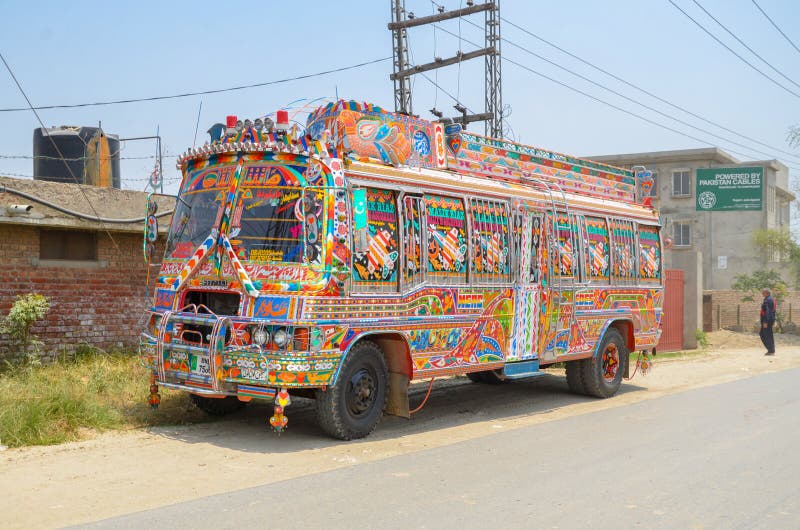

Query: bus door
[[401, 195, 426, 290], [509, 209, 544, 361], [540, 211, 578, 362]]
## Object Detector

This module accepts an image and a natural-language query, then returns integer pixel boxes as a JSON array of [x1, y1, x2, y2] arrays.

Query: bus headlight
[[273, 328, 290, 349], [252, 328, 269, 346]]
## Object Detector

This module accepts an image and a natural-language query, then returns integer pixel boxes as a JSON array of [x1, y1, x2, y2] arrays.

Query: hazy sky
[[1, 0, 799, 196]]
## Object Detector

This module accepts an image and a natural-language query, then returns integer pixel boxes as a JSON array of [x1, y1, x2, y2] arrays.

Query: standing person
[[760, 288, 776, 355]]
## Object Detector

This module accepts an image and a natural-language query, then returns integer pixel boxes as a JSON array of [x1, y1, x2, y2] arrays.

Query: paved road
[[85, 368, 799, 529]]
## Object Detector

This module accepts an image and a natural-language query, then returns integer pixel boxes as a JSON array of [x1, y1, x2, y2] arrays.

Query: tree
[[751, 229, 800, 288], [731, 269, 787, 303]]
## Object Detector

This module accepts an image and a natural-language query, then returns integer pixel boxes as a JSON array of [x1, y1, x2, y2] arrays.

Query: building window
[[40, 229, 97, 260], [673, 222, 691, 247], [672, 170, 691, 197]]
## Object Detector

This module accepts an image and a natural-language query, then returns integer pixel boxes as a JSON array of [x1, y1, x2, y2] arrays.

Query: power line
[[667, 0, 800, 100], [433, 19, 800, 164], [500, 16, 800, 161], [434, 20, 800, 162], [0, 153, 177, 161], [751, 0, 800, 56], [503, 54, 800, 172], [0, 57, 392, 112], [0, 171, 182, 183], [690, 0, 800, 90]]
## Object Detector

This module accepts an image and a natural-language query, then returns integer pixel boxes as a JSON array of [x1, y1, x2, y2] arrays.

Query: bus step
[[503, 360, 543, 380]]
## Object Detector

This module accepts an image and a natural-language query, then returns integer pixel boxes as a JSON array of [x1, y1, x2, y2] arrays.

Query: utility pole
[[388, 1, 503, 138], [390, 0, 414, 116]]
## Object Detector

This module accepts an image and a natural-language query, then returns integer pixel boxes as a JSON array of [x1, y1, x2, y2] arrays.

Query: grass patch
[[651, 348, 709, 361], [0, 352, 207, 448]]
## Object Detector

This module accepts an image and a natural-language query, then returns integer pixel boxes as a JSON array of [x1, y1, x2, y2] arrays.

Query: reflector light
[[276, 110, 289, 131]]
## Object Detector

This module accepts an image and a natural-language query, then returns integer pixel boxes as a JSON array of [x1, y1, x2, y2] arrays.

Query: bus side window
[[425, 194, 468, 285], [584, 216, 610, 283], [551, 213, 576, 278], [610, 218, 636, 284], [351, 188, 400, 293], [638, 224, 661, 282], [469, 198, 511, 284]]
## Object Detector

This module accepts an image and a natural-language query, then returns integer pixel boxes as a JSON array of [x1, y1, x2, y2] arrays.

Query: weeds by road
[[0, 353, 205, 448]]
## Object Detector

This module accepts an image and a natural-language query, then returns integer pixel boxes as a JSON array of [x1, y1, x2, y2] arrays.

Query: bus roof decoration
[[306, 100, 448, 169], [306, 100, 639, 205], [632, 165, 655, 208], [180, 99, 640, 206]]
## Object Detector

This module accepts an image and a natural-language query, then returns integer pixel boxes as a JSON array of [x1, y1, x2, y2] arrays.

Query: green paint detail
[[353, 189, 368, 231]]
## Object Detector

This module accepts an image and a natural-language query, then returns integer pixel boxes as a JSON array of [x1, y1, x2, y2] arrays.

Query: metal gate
[[657, 269, 684, 352]]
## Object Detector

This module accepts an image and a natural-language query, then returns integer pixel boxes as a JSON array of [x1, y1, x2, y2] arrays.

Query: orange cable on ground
[[409, 378, 435, 415]]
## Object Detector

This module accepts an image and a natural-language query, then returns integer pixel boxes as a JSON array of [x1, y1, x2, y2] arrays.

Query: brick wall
[[704, 290, 800, 331], [0, 224, 163, 358]]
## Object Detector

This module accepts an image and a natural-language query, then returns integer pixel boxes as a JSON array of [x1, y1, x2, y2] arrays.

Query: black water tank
[[33, 126, 121, 188]]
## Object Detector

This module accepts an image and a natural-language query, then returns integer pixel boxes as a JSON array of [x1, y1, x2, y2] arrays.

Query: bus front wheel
[[315, 340, 388, 440]]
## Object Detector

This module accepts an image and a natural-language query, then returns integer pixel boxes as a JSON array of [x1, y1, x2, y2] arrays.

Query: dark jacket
[[761, 295, 776, 324]]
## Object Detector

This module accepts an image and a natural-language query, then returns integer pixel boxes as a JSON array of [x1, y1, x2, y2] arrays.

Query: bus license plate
[[191, 355, 211, 377]]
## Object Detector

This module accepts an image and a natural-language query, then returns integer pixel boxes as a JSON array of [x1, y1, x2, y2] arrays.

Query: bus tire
[[581, 328, 626, 398], [466, 369, 505, 384], [565, 360, 586, 394], [315, 340, 388, 440], [189, 394, 246, 416]]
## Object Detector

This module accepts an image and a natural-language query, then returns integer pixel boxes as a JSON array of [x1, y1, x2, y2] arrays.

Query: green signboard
[[696, 166, 763, 211]]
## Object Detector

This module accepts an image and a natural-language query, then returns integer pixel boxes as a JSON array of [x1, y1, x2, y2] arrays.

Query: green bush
[[0, 293, 50, 364], [695, 329, 710, 349]]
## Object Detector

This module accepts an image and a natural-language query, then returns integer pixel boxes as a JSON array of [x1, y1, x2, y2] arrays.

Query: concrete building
[[587, 148, 794, 347], [589, 148, 794, 290], [0, 175, 173, 358]]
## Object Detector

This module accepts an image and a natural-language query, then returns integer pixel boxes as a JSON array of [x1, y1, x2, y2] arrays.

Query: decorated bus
[[140, 100, 662, 440]]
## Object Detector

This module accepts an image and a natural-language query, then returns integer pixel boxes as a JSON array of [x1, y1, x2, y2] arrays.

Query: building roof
[[585, 147, 741, 166], [585, 147, 789, 173], [0, 175, 174, 234]]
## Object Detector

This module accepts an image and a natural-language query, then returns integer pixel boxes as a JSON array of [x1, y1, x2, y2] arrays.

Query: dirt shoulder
[[2, 331, 798, 528]]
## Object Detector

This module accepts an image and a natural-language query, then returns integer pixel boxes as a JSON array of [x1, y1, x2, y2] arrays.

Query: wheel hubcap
[[602, 343, 619, 383], [347, 368, 376, 417]]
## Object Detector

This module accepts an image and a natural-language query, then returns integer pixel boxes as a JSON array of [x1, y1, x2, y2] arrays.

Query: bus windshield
[[234, 186, 309, 264], [165, 188, 222, 259]]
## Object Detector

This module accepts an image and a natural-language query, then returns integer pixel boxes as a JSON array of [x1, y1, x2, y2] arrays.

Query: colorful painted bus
[[140, 100, 662, 439]]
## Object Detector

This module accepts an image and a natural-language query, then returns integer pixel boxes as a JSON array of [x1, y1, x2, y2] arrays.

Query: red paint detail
[[226, 115, 237, 128]]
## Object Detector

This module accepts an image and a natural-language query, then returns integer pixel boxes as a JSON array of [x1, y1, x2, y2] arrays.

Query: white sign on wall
[[718, 255, 728, 269]]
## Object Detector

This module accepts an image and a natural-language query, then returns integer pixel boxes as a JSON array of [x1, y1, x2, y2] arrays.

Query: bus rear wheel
[[315, 340, 388, 440], [189, 394, 246, 416], [581, 328, 627, 398], [565, 360, 585, 394]]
